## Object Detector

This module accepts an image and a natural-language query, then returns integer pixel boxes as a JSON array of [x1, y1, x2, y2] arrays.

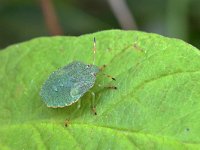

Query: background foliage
[[0, 0, 200, 49]]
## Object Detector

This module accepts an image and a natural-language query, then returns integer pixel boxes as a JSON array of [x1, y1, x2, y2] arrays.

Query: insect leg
[[89, 91, 97, 115], [99, 64, 106, 71], [98, 64, 116, 80], [105, 85, 117, 89], [64, 119, 70, 127], [64, 99, 81, 127], [98, 84, 117, 90], [102, 73, 116, 81], [97, 70, 116, 81], [77, 100, 81, 109]]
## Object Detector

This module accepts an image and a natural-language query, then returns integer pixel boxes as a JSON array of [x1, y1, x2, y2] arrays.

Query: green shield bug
[[40, 38, 116, 114]]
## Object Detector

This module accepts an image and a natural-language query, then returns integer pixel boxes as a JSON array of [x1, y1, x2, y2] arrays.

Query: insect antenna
[[93, 37, 96, 65]]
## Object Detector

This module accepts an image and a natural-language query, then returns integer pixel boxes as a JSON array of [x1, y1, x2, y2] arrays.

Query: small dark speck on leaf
[[107, 48, 112, 51]]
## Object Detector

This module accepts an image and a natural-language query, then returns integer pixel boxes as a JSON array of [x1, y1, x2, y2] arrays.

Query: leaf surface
[[0, 30, 200, 150]]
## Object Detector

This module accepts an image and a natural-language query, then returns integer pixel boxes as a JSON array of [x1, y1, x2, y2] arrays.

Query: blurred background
[[0, 0, 200, 49]]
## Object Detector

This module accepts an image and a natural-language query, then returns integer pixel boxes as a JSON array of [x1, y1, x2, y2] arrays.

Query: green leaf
[[0, 30, 200, 150]]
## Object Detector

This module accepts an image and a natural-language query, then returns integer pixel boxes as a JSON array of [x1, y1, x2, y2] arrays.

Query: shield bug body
[[40, 61, 99, 108], [40, 38, 116, 111]]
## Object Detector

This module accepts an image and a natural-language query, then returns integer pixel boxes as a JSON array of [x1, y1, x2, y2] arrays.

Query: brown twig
[[107, 0, 137, 29], [40, 0, 63, 35]]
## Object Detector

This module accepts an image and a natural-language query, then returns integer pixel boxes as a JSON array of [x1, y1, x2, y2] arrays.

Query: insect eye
[[86, 65, 91, 68], [91, 72, 96, 76]]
